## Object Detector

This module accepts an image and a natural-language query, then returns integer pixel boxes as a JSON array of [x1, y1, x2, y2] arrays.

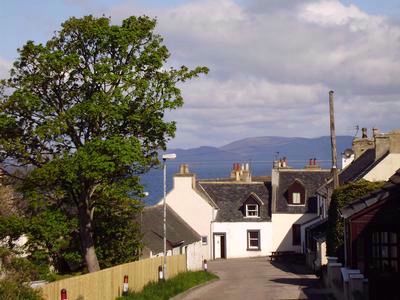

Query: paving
[[179, 257, 333, 300]]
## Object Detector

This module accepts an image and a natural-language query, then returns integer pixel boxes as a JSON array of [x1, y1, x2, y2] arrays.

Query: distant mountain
[[167, 136, 354, 168], [164, 146, 243, 162]]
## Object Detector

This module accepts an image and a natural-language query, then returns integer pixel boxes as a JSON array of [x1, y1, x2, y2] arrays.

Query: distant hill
[[167, 136, 354, 168]]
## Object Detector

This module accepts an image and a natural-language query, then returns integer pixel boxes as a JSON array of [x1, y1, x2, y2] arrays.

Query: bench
[[269, 251, 296, 261]]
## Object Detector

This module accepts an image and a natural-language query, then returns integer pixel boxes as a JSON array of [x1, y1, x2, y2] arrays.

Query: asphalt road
[[178, 257, 332, 300]]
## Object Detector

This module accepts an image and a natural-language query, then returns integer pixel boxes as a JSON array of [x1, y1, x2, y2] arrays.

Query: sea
[[139, 160, 332, 205]]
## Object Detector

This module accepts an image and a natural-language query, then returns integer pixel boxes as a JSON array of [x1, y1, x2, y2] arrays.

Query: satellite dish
[[343, 148, 354, 158]]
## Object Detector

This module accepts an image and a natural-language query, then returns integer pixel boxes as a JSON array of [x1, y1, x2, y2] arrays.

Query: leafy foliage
[[0, 247, 44, 300], [93, 194, 143, 269], [0, 15, 208, 272], [117, 271, 218, 300], [326, 180, 384, 257]]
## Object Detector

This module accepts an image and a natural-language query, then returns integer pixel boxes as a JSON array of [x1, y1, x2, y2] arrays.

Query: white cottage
[[162, 164, 273, 259]]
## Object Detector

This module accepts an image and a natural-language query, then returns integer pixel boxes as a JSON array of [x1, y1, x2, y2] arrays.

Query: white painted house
[[157, 164, 218, 260], [161, 164, 273, 259], [200, 178, 273, 259]]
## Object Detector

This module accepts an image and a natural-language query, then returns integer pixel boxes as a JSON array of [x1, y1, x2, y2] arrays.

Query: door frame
[[213, 232, 227, 259]]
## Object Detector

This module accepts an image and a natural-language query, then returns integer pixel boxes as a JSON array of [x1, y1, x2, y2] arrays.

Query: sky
[[1, 0, 400, 149]]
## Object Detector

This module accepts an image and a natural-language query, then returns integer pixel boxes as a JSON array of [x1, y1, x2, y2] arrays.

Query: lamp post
[[162, 153, 176, 280]]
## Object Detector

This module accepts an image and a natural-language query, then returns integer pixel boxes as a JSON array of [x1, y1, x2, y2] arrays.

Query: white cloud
[[107, 0, 400, 148], [298, 0, 372, 27]]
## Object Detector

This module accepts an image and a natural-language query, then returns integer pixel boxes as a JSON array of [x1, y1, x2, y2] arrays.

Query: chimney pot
[[362, 127, 368, 138], [372, 127, 379, 137]]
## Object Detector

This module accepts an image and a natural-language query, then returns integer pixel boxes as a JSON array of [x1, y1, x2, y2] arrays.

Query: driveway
[[179, 257, 332, 300]]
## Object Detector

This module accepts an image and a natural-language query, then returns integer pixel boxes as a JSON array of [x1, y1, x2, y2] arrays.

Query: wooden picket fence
[[40, 255, 187, 300]]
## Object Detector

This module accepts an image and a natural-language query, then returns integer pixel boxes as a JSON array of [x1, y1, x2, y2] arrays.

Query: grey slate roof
[[141, 205, 201, 254], [317, 149, 390, 197], [198, 181, 271, 222], [276, 169, 331, 213], [340, 168, 400, 219], [339, 149, 389, 184]]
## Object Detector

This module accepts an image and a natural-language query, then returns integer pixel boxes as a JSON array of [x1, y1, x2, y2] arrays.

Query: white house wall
[[184, 241, 208, 271], [148, 241, 207, 271], [160, 175, 214, 259], [212, 222, 273, 258], [272, 213, 316, 252], [363, 153, 400, 182]]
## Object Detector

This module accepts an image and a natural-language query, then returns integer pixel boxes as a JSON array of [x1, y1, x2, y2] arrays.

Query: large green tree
[[0, 15, 208, 272]]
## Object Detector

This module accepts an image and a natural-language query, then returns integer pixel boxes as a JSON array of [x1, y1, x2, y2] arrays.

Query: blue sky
[[1, 0, 400, 148]]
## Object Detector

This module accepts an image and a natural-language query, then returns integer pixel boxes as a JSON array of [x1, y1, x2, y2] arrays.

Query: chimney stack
[[305, 157, 321, 169], [230, 162, 251, 182], [352, 127, 375, 159], [179, 164, 190, 174]]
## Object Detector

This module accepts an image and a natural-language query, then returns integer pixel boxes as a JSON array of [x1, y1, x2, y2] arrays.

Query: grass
[[116, 271, 218, 300]]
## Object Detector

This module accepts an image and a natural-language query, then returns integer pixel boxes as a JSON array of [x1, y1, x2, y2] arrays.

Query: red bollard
[[203, 259, 208, 272], [61, 288, 68, 300], [122, 275, 129, 296]]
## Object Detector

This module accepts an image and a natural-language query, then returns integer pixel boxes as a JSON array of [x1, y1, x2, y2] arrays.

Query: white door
[[214, 235, 221, 259]]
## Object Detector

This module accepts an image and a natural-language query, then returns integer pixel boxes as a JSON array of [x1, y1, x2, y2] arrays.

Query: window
[[246, 204, 259, 217], [292, 192, 301, 204], [371, 231, 398, 272], [201, 236, 208, 245], [247, 230, 261, 250], [292, 224, 301, 246], [287, 180, 306, 205]]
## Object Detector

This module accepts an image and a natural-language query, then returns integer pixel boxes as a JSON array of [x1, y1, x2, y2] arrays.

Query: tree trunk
[[78, 204, 100, 272]]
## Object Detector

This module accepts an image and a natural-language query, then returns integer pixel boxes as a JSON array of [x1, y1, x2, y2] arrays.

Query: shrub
[[0, 278, 43, 300], [117, 271, 218, 300]]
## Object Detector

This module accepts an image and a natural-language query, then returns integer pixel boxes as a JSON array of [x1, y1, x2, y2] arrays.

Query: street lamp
[[162, 153, 176, 280]]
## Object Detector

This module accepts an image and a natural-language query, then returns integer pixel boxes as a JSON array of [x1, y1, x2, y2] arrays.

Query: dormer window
[[246, 204, 259, 217], [287, 179, 306, 205], [242, 193, 263, 218]]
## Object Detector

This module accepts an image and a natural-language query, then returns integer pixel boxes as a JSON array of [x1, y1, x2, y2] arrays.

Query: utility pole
[[329, 91, 339, 189]]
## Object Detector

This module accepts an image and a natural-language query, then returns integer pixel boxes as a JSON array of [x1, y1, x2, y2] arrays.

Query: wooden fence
[[40, 255, 187, 300]]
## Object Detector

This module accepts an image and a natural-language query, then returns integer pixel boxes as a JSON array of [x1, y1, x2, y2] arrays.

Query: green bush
[[0, 278, 43, 300], [117, 271, 218, 300]]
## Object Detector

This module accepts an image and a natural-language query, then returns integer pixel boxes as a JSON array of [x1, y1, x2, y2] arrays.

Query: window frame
[[245, 203, 260, 218], [292, 192, 301, 204], [201, 236, 208, 246], [247, 230, 261, 251], [371, 231, 399, 273]]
